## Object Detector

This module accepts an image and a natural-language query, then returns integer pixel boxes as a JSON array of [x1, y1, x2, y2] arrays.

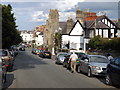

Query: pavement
[[3, 48, 119, 89]]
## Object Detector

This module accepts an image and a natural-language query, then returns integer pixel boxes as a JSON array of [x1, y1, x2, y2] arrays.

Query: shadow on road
[[3, 74, 14, 89], [13, 50, 48, 71]]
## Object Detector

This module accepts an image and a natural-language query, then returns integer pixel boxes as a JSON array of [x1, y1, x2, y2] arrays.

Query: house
[[20, 30, 34, 45], [33, 25, 45, 46], [43, 8, 120, 53], [61, 9, 120, 52], [62, 19, 84, 51], [34, 31, 44, 46]]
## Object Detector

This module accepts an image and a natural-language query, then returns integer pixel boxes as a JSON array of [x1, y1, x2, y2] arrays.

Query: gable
[[100, 16, 117, 29], [69, 20, 84, 36]]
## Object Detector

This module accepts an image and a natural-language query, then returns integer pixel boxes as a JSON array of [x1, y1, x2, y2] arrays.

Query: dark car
[[105, 57, 120, 86], [31, 49, 37, 54], [19, 45, 25, 51], [32, 49, 40, 55], [39, 51, 51, 59], [63, 52, 86, 71]]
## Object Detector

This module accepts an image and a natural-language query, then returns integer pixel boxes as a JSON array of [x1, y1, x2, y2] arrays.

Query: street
[[4, 49, 118, 89]]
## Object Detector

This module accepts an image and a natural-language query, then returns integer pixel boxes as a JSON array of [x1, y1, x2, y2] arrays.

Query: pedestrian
[[107, 53, 113, 61], [68, 51, 78, 73]]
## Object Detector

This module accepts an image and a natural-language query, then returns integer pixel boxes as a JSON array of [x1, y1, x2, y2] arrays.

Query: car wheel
[[88, 68, 92, 77], [105, 74, 112, 85], [77, 66, 81, 73]]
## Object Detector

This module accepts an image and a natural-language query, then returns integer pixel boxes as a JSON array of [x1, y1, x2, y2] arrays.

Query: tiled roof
[[85, 16, 98, 21]]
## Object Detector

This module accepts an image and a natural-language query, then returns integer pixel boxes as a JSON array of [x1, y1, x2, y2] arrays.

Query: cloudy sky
[[1, 0, 120, 30]]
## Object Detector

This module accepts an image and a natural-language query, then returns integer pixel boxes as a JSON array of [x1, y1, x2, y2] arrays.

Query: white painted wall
[[20, 33, 33, 43], [70, 21, 83, 36], [35, 32, 43, 46], [62, 35, 84, 50], [111, 29, 114, 38], [118, 30, 120, 37], [35, 35, 43, 46]]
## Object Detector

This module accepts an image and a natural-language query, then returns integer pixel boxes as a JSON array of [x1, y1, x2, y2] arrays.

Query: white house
[[61, 15, 119, 52], [34, 31, 44, 46], [20, 30, 34, 44], [62, 20, 85, 51]]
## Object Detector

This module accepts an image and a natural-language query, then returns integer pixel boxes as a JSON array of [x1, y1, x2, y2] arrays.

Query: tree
[[2, 4, 22, 49], [88, 35, 102, 50], [54, 32, 62, 53]]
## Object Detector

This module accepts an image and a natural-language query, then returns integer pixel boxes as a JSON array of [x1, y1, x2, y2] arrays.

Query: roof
[[85, 16, 98, 21], [20, 30, 34, 34], [61, 15, 119, 35], [85, 15, 119, 29]]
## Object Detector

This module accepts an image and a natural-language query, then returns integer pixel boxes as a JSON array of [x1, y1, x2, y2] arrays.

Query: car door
[[80, 58, 89, 73], [113, 58, 120, 84]]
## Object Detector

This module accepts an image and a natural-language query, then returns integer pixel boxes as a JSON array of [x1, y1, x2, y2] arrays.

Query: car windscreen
[[75, 53, 86, 58], [90, 56, 109, 63]]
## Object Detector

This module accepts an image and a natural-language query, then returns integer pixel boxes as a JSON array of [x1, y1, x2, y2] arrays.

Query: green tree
[[54, 32, 62, 53], [2, 4, 22, 49], [88, 35, 102, 50]]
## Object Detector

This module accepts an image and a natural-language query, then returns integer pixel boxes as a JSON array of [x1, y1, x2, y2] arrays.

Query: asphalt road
[[4, 48, 119, 89]]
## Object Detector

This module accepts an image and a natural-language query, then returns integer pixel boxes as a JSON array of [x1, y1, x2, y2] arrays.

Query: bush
[[88, 36, 120, 51]]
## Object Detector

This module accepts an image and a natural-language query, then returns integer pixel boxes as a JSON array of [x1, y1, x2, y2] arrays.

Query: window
[[103, 30, 108, 38]]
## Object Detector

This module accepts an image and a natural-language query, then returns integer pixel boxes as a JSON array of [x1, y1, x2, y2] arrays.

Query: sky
[[1, 0, 120, 31]]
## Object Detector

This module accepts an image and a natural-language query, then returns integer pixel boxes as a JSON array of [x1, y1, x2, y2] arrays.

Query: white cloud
[[59, 11, 76, 21], [2, 0, 119, 2], [55, 0, 85, 11], [31, 11, 48, 22]]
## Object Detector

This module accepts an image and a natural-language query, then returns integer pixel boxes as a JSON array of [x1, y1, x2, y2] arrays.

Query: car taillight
[[5, 65, 9, 67]]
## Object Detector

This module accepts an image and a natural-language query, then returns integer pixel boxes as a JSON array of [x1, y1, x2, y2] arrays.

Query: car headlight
[[92, 66, 101, 70]]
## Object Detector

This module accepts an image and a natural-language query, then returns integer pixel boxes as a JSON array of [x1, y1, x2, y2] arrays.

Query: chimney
[[85, 8, 89, 12]]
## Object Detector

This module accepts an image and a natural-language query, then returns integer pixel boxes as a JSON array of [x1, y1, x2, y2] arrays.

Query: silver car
[[55, 52, 68, 64], [78, 55, 109, 77]]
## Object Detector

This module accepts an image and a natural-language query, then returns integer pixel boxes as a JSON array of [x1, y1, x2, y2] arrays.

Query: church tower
[[66, 16, 74, 34]]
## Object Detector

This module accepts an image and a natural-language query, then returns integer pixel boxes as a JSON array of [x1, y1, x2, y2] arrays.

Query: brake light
[[5, 65, 9, 67]]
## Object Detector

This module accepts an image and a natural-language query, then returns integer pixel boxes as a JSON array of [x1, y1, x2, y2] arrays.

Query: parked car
[[32, 49, 41, 55], [105, 57, 120, 86], [31, 49, 37, 54], [63, 52, 86, 70], [19, 45, 25, 51], [78, 55, 109, 77], [0, 57, 7, 89], [0, 49, 14, 72], [1, 58, 7, 84], [39, 51, 51, 59], [55, 52, 68, 64]]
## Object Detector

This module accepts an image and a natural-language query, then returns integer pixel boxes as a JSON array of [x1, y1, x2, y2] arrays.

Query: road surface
[[4, 48, 119, 89]]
